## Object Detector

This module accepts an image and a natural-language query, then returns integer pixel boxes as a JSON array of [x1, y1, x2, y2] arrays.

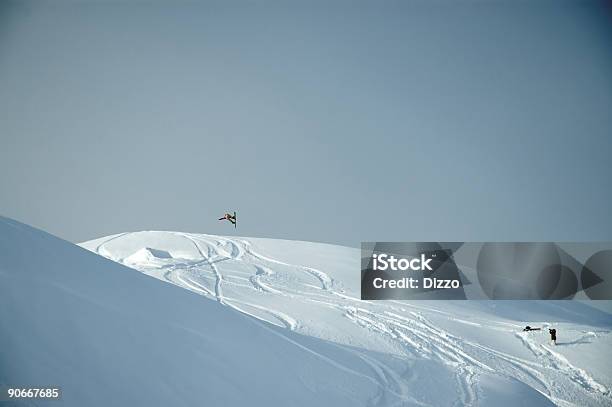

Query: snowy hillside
[[1, 217, 610, 406], [79, 230, 612, 406], [0, 217, 428, 407]]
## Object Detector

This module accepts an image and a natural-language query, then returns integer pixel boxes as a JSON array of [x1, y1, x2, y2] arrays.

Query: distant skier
[[219, 211, 237, 227], [549, 328, 557, 345]]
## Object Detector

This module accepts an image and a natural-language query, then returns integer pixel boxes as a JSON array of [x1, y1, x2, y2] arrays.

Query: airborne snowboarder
[[219, 211, 237, 227]]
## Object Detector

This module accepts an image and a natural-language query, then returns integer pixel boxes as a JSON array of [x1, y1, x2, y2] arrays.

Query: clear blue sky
[[1, 0, 611, 247]]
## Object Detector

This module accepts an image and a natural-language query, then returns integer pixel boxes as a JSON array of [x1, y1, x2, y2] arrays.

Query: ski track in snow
[[243, 240, 334, 290], [94, 232, 130, 261], [177, 233, 226, 304], [88, 232, 612, 407], [516, 332, 609, 395]]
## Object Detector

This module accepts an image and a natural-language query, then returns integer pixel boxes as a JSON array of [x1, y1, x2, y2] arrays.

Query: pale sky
[[1, 0, 611, 247]]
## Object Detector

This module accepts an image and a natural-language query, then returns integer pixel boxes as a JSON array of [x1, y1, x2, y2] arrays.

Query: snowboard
[[234, 211, 237, 228]]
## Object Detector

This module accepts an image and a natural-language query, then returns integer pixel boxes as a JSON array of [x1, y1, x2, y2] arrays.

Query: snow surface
[[2, 217, 611, 406]]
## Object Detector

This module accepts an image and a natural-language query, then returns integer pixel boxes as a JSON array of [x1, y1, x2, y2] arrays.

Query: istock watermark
[[361, 242, 612, 300]]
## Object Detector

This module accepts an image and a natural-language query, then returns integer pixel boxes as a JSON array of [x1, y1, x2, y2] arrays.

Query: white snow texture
[[2, 217, 611, 406]]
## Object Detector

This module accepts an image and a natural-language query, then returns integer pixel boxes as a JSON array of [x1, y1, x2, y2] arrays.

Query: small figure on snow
[[549, 328, 557, 345], [219, 211, 237, 227], [523, 326, 541, 332]]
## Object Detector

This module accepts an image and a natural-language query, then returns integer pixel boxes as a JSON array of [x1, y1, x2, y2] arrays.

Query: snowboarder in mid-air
[[549, 328, 557, 345], [219, 211, 237, 227]]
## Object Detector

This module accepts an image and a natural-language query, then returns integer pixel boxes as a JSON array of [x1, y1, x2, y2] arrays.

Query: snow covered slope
[[80, 231, 612, 406], [0, 217, 429, 407], [2, 217, 609, 406]]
